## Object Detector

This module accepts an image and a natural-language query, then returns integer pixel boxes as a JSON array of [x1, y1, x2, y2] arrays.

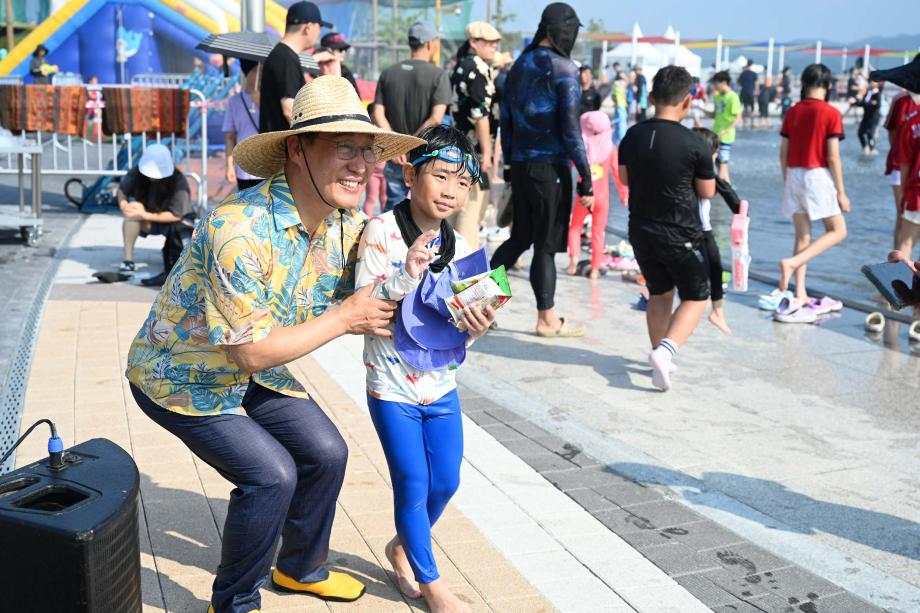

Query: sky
[[474, 0, 920, 43]]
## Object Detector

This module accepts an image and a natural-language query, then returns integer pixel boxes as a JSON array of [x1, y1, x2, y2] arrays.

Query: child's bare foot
[[708, 309, 732, 335], [420, 580, 473, 613], [778, 258, 795, 292], [588, 268, 600, 280], [385, 537, 421, 600], [565, 261, 578, 275]]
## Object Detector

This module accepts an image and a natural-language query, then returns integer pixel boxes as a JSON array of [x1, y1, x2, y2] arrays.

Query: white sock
[[648, 346, 674, 392], [658, 338, 679, 357]]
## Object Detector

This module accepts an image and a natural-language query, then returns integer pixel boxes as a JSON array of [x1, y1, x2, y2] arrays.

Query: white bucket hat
[[137, 143, 175, 179], [234, 75, 425, 179]]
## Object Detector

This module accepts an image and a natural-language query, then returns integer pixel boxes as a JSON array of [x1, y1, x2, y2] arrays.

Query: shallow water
[[608, 117, 897, 304]]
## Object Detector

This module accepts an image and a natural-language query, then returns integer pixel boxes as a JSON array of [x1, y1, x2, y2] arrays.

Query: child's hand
[[460, 305, 496, 340], [838, 192, 851, 213], [889, 250, 919, 275], [404, 229, 439, 279]]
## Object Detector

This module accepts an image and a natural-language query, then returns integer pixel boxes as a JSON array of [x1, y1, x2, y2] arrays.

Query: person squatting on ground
[[710, 71, 742, 183], [566, 110, 629, 279], [373, 21, 451, 210], [618, 65, 717, 392], [693, 127, 744, 335], [491, 2, 593, 338], [117, 143, 193, 287], [884, 89, 919, 249], [356, 125, 495, 613], [223, 59, 262, 192], [125, 76, 425, 613], [778, 64, 850, 304], [449, 21, 502, 249]]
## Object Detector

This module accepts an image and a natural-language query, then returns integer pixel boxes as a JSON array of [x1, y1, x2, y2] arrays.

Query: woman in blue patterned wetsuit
[[490, 2, 594, 337]]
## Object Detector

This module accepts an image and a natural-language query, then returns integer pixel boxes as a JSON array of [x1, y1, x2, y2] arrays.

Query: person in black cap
[[490, 2, 592, 338], [316, 32, 359, 95], [260, 1, 331, 133], [29, 44, 57, 84]]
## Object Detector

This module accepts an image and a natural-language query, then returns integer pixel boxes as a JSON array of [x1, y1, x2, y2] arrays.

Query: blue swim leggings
[[367, 389, 464, 584]]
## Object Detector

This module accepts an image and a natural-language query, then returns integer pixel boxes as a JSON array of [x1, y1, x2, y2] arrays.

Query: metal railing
[[0, 82, 209, 214]]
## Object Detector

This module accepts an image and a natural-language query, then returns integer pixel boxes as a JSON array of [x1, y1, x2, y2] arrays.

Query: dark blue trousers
[[131, 382, 348, 613]]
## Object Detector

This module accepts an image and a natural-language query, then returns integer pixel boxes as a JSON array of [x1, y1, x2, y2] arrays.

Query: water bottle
[[731, 200, 750, 292]]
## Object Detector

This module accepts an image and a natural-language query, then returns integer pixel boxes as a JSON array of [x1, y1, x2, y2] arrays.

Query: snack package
[[445, 266, 512, 330]]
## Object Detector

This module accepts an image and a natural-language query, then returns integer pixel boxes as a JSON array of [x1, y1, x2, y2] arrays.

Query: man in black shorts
[[618, 66, 716, 391], [738, 60, 758, 129]]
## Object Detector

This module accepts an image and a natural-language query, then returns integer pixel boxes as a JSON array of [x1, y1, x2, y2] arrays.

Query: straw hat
[[234, 75, 425, 178]]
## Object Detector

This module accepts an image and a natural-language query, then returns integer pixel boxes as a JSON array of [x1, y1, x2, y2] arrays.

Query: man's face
[[716, 81, 730, 93], [404, 159, 473, 220], [469, 38, 499, 62], [302, 22, 320, 48], [295, 133, 375, 210], [580, 69, 593, 88]]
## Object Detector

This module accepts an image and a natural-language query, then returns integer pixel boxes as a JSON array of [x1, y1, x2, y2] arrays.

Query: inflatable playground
[[0, 0, 300, 82]]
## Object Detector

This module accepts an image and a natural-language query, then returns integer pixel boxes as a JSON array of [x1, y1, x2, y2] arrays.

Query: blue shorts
[[718, 142, 732, 164]]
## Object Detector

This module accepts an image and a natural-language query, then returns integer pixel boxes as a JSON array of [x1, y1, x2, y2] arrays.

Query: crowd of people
[[111, 0, 920, 610]]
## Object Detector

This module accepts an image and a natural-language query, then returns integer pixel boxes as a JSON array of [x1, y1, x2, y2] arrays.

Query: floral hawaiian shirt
[[125, 173, 366, 416]]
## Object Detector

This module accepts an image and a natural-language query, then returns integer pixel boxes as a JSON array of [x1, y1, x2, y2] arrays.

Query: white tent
[[606, 24, 667, 76], [654, 26, 703, 77]]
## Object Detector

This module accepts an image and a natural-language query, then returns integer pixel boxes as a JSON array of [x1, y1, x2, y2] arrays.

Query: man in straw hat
[[125, 75, 424, 613]]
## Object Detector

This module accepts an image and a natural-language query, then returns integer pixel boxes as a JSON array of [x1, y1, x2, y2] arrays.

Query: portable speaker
[[0, 438, 141, 612]]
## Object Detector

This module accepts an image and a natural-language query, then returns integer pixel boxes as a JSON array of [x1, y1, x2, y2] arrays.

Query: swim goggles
[[410, 146, 481, 182]]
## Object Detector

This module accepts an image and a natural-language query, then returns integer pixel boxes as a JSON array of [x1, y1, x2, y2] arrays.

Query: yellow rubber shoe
[[271, 568, 366, 602]]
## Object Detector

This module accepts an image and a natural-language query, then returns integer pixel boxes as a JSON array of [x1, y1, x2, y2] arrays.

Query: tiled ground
[[14, 298, 555, 613]]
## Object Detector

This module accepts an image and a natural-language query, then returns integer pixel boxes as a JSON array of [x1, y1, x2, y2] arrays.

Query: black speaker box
[[0, 438, 141, 612]]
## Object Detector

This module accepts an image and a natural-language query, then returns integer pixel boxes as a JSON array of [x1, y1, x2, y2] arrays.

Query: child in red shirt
[[885, 92, 920, 246], [895, 98, 920, 257], [777, 64, 850, 307], [566, 111, 629, 279]]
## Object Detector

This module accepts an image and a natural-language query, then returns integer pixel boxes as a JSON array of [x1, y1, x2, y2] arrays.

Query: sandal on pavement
[[536, 317, 586, 338], [909, 320, 920, 343], [272, 568, 366, 602], [774, 296, 804, 316], [864, 312, 885, 333], [759, 289, 793, 311], [774, 304, 817, 324], [809, 296, 844, 316]]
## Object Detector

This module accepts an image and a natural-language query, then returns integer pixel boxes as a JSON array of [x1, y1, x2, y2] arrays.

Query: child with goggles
[[355, 125, 492, 613]]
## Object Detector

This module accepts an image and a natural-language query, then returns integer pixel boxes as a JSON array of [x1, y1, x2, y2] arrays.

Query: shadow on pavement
[[612, 462, 920, 562], [475, 330, 651, 391]]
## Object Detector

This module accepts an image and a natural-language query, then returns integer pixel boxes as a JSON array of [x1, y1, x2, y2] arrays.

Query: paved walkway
[[11, 209, 920, 612], [9, 213, 715, 612]]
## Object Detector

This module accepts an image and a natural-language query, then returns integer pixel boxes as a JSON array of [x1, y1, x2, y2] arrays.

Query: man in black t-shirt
[[117, 144, 193, 286], [579, 66, 601, 115], [372, 21, 451, 209], [738, 60, 758, 128], [260, 1, 330, 133], [618, 66, 716, 392]]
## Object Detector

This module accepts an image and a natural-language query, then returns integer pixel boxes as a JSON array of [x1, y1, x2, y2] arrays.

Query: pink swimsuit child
[[567, 111, 629, 271]]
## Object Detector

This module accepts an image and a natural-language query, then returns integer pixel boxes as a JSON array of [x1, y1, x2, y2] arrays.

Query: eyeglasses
[[315, 137, 383, 164], [410, 146, 481, 181]]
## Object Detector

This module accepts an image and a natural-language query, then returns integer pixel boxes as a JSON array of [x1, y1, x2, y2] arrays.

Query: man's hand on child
[[461, 305, 496, 340], [405, 229, 440, 279], [580, 195, 595, 211], [339, 284, 398, 337]]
